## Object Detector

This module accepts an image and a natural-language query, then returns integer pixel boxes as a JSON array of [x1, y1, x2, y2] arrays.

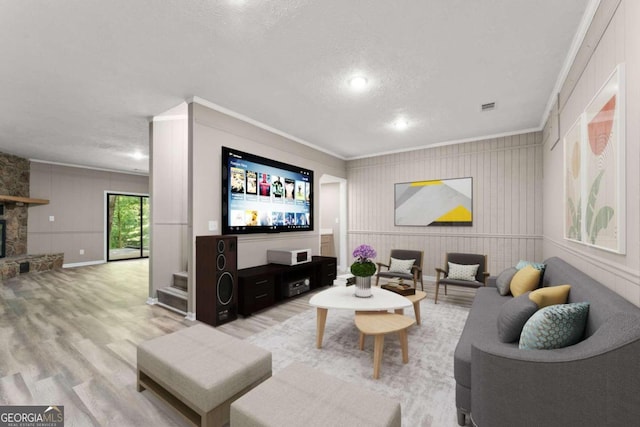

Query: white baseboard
[[63, 260, 106, 268], [185, 312, 196, 321], [146, 297, 158, 305]]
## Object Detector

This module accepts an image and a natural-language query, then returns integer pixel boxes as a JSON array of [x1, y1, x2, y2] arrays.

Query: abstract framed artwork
[[563, 64, 625, 253], [394, 177, 472, 226]]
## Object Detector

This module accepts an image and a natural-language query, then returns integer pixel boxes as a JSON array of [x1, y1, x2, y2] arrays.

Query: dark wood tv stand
[[237, 256, 337, 316]]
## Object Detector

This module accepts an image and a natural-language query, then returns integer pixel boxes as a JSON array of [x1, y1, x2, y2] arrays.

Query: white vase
[[354, 276, 372, 298]]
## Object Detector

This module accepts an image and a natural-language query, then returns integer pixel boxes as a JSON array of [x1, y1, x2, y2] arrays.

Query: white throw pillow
[[388, 257, 415, 274], [447, 262, 479, 281]]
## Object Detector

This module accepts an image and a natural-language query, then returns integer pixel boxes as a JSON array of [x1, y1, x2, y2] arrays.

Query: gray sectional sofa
[[454, 256, 640, 427]]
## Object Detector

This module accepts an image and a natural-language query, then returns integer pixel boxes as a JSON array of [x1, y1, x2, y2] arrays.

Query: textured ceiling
[[0, 0, 592, 173]]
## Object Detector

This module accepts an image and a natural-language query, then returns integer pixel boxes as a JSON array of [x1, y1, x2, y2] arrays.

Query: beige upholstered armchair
[[434, 253, 489, 303], [375, 249, 424, 291]]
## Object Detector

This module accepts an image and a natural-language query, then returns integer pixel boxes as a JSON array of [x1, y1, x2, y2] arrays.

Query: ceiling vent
[[481, 102, 496, 111]]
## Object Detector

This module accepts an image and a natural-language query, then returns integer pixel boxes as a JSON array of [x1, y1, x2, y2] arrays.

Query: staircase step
[[157, 286, 187, 313], [172, 272, 188, 291]]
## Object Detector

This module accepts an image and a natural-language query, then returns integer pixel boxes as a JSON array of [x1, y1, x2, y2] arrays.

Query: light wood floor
[[0, 260, 475, 426]]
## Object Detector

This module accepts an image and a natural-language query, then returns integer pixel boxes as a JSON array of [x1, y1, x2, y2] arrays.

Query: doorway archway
[[319, 175, 347, 272]]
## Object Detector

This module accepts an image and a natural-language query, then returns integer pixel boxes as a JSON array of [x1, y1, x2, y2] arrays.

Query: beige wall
[[347, 132, 543, 277], [316, 179, 346, 264], [542, 0, 640, 306], [28, 162, 149, 265], [188, 101, 347, 313], [319, 182, 340, 239]]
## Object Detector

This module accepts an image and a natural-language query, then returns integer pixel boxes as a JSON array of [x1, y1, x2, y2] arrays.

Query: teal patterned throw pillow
[[519, 302, 590, 350], [515, 260, 546, 271]]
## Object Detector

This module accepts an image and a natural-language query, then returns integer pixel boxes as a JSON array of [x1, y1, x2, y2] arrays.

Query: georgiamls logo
[[0, 405, 64, 426]]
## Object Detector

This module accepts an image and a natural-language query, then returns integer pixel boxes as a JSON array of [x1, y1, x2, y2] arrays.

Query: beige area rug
[[246, 298, 470, 426]]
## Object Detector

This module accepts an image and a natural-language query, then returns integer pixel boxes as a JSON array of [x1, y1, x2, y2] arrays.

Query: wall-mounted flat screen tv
[[221, 146, 314, 234]]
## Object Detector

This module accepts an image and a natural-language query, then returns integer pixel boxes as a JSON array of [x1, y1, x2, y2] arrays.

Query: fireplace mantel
[[0, 195, 49, 205]]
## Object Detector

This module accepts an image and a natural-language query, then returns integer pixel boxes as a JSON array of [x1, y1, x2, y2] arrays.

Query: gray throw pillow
[[497, 291, 539, 343], [496, 267, 518, 296]]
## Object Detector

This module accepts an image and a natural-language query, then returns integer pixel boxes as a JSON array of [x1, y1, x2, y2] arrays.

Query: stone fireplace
[[0, 151, 63, 279], [0, 153, 30, 257], [0, 218, 5, 258], [0, 202, 28, 258], [0, 152, 29, 258]]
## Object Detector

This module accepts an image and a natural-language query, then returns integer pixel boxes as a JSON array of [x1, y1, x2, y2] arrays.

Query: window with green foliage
[[107, 194, 149, 261]]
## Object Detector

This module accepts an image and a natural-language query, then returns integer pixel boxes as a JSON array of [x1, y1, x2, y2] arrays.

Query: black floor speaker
[[195, 235, 238, 326]]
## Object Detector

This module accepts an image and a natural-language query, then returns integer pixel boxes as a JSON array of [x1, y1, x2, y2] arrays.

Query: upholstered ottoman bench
[[230, 362, 401, 426], [137, 324, 271, 427]]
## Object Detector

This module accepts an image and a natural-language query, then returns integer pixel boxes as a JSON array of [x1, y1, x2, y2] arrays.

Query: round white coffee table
[[309, 286, 411, 348]]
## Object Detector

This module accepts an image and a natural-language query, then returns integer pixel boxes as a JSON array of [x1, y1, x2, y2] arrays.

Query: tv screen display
[[221, 146, 314, 234]]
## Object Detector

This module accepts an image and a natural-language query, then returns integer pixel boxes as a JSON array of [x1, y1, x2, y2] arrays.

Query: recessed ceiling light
[[393, 119, 409, 131], [348, 76, 368, 91]]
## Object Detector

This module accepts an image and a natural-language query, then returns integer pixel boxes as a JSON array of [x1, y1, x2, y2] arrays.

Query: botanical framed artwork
[[564, 64, 625, 253], [564, 115, 583, 242], [394, 177, 472, 226]]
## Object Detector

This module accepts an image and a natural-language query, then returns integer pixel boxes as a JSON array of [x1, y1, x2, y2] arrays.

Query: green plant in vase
[[351, 244, 377, 276], [351, 244, 377, 297]]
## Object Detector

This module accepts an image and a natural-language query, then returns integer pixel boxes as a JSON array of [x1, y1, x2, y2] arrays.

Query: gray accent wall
[[542, 0, 640, 306], [28, 162, 149, 265], [346, 132, 543, 278]]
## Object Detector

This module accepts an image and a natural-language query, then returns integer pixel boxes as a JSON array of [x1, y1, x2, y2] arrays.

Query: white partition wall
[[149, 103, 189, 302]]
